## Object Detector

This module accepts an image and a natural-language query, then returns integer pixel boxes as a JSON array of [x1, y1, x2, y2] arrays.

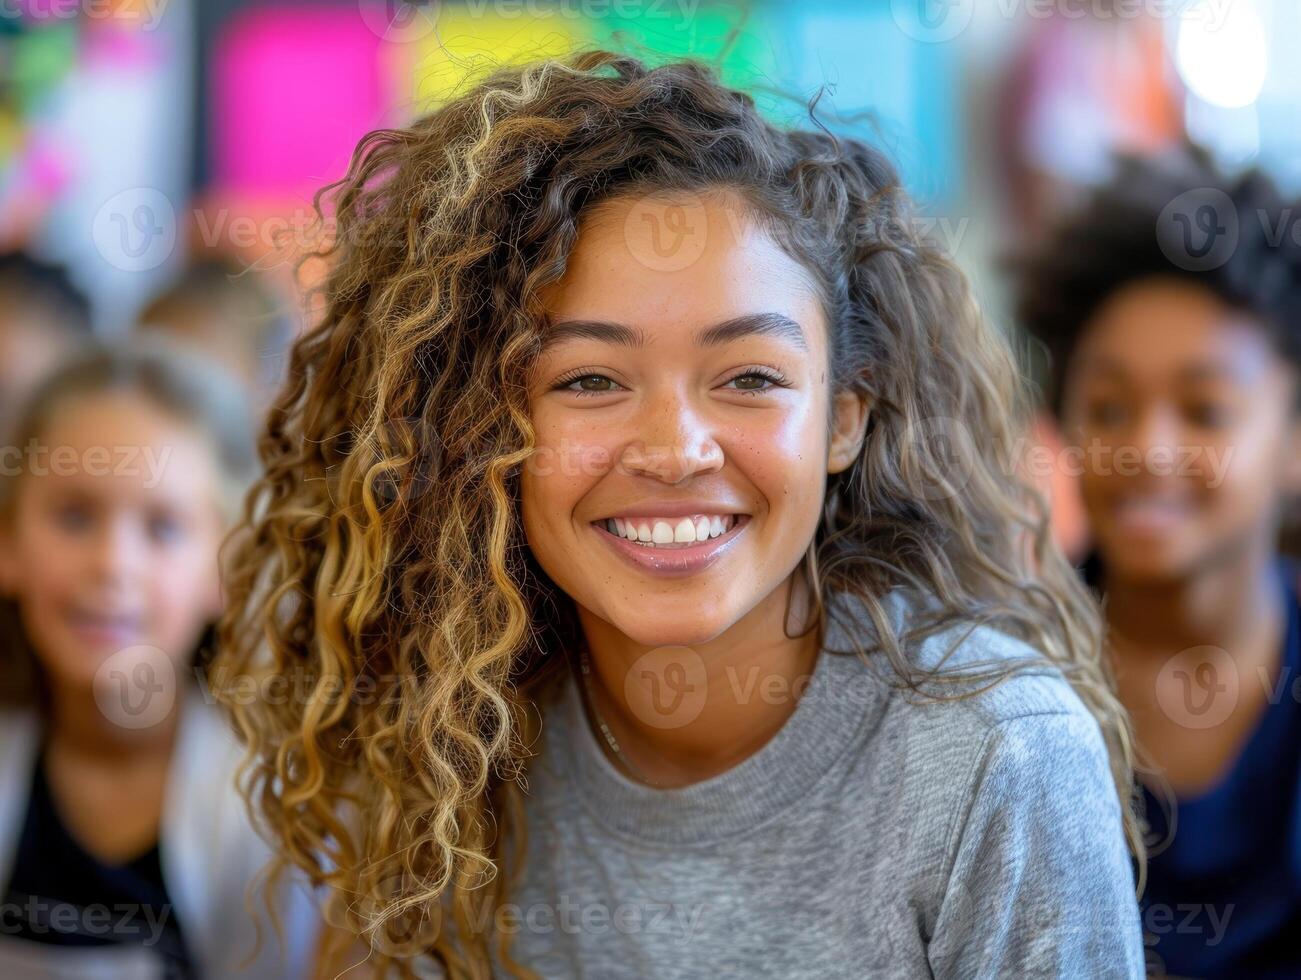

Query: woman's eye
[[726, 372, 778, 393], [1086, 400, 1128, 427], [53, 505, 93, 533], [148, 513, 185, 544], [552, 369, 789, 397], [559, 374, 623, 397], [1184, 400, 1233, 429]]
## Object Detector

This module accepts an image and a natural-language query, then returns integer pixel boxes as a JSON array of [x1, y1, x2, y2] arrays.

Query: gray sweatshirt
[[431, 589, 1147, 978]]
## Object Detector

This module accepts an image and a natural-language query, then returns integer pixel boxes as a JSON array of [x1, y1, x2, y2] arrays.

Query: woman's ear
[[827, 390, 871, 475]]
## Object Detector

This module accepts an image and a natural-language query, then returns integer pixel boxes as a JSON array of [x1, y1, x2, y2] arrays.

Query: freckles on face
[[1061, 279, 1295, 580], [519, 189, 835, 648]]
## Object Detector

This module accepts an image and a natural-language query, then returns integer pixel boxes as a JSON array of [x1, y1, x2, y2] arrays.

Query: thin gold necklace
[[577, 646, 664, 787]]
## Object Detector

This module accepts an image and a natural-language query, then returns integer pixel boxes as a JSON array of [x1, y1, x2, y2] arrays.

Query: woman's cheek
[[527, 430, 613, 504], [144, 549, 217, 660], [728, 403, 821, 489], [1204, 416, 1287, 511]]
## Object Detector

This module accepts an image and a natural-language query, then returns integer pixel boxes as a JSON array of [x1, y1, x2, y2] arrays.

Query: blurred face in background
[[0, 391, 226, 696], [1061, 277, 1301, 584]]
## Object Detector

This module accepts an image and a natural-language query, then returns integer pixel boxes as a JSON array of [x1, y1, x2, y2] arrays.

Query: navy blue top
[[1087, 556, 1301, 978], [0, 747, 195, 978]]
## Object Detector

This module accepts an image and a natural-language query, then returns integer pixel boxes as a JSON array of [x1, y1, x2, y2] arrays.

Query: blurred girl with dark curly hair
[[1016, 146, 1301, 979], [215, 51, 1147, 979]]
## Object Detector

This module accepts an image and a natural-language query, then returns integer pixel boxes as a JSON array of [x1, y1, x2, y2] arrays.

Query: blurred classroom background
[[4, 7, 1301, 976], [3, 0, 1299, 548]]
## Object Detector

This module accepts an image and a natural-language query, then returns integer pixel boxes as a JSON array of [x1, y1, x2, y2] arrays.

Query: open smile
[[589, 512, 751, 577]]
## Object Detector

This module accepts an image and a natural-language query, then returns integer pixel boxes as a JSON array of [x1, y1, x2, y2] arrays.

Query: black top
[[0, 748, 195, 979]]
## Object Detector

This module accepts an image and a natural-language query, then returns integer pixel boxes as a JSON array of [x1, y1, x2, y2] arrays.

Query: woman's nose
[[90, 518, 147, 584], [1123, 404, 1185, 481], [618, 396, 724, 485], [1129, 405, 1181, 457]]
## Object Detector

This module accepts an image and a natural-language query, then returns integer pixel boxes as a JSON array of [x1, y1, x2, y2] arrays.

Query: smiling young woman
[[214, 52, 1146, 979]]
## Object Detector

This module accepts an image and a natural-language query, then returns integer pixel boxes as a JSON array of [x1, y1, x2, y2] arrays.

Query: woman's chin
[[602, 609, 733, 653], [1098, 539, 1203, 585]]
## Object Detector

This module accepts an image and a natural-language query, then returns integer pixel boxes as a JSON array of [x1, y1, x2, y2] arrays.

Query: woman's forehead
[[1073, 280, 1282, 384], [539, 193, 826, 351]]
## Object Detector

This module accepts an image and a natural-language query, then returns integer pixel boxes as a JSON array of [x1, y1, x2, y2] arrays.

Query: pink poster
[[210, 7, 390, 199]]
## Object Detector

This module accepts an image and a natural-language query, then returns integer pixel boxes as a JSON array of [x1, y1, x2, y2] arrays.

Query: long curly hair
[[214, 51, 1141, 979]]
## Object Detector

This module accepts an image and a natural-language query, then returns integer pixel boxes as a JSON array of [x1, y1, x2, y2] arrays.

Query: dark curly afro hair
[[1011, 142, 1301, 415]]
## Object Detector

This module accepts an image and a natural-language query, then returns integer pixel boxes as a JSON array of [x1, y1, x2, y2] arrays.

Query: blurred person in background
[[1015, 145, 1301, 979], [0, 251, 92, 440], [0, 341, 320, 978], [135, 258, 296, 428]]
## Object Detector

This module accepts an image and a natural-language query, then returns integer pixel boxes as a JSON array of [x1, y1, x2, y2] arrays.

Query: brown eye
[[1087, 400, 1128, 427], [576, 375, 613, 392], [1184, 400, 1233, 429], [724, 369, 789, 395], [54, 503, 94, 534], [553, 373, 625, 398]]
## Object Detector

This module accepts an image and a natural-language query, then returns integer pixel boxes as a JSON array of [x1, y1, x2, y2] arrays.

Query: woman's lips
[[590, 513, 751, 578], [1108, 495, 1195, 536], [64, 610, 144, 649]]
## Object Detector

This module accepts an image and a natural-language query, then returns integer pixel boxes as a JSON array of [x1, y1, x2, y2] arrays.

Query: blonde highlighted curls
[[214, 51, 1141, 979]]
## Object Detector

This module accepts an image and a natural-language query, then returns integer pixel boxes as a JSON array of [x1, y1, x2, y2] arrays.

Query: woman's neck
[[576, 571, 822, 787], [44, 677, 182, 767]]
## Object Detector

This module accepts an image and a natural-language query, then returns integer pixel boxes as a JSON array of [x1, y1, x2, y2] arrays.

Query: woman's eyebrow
[[540, 312, 809, 354]]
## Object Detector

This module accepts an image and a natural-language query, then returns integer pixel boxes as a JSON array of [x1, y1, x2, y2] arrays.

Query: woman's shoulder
[[877, 621, 1109, 797], [819, 594, 1134, 920], [823, 588, 1114, 822], [827, 586, 1101, 735], [911, 616, 1098, 730]]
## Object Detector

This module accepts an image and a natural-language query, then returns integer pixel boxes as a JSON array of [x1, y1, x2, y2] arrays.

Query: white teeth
[[598, 513, 742, 547]]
